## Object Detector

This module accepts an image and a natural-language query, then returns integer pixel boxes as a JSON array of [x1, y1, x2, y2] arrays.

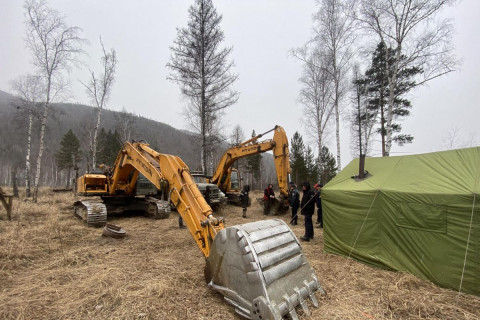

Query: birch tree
[[82, 38, 117, 169], [10, 74, 44, 197], [297, 47, 335, 177], [230, 125, 245, 146], [230, 124, 245, 171], [312, 0, 357, 170], [115, 107, 136, 143], [359, 0, 458, 155], [167, 0, 239, 174], [24, 0, 84, 202]]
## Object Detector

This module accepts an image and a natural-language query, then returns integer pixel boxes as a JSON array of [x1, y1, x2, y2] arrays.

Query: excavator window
[[230, 170, 240, 190]]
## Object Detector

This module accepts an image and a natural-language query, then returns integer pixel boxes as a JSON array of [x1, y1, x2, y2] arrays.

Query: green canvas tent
[[322, 147, 479, 295]]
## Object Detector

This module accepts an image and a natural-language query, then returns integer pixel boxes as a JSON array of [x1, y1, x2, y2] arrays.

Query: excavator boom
[[75, 141, 323, 319], [210, 125, 291, 205]]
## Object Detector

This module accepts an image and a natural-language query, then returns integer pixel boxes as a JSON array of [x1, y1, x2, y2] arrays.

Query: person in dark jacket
[[240, 185, 250, 218], [263, 184, 275, 215], [314, 183, 323, 228], [288, 183, 300, 225], [300, 181, 316, 241]]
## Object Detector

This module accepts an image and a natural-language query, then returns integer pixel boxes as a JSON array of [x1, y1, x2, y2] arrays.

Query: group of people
[[263, 181, 323, 242], [288, 182, 323, 241], [179, 180, 324, 242]]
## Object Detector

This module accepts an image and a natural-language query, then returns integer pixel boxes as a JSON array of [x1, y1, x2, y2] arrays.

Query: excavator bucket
[[205, 219, 325, 320]]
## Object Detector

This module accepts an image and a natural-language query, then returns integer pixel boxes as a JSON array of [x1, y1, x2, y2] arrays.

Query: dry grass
[[0, 188, 478, 320]]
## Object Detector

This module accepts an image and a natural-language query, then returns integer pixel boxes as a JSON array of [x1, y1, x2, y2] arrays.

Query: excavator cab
[[229, 168, 241, 191]]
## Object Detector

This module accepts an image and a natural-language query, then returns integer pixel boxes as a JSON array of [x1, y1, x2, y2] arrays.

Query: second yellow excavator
[[75, 141, 324, 319], [208, 125, 290, 210]]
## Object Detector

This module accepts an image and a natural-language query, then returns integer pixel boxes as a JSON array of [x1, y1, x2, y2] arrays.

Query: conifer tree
[[290, 132, 307, 186], [55, 129, 81, 187], [319, 146, 337, 183], [363, 42, 422, 155], [305, 146, 318, 184], [95, 129, 122, 167]]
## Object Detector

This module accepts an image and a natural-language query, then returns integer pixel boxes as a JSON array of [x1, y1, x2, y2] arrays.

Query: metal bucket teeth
[[205, 219, 324, 319]]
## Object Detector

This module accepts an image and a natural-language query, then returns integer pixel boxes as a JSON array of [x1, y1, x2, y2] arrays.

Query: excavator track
[[145, 197, 171, 219], [74, 199, 107, 227]]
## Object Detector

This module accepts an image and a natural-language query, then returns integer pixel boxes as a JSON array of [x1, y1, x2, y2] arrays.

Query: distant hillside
[[0, 90, 202, 185], [0, 90, 278, 188]]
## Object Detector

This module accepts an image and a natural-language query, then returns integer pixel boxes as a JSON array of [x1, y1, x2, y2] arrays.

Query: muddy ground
[[0, 189, 478, 319]]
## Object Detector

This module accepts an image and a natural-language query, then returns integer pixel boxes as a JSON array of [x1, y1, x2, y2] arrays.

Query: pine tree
[[305, 146, 318, 184], [55, 129, 81, 187], [319, 146, 337, 183], [363, 42, 422, 155], [96, 129, 122, 167], [106, 130, 122, 165], [290, 132, 307, 186]]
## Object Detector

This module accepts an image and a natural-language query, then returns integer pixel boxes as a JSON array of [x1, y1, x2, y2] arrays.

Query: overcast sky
[[1, 0, 479, 168]]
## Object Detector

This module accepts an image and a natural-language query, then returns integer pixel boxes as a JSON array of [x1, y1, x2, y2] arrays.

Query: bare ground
[[0, 189, 478, 320]]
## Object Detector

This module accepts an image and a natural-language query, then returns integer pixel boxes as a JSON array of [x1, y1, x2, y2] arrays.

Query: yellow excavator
[[209, 125, 290, 209], [75, 141, 324, 319]]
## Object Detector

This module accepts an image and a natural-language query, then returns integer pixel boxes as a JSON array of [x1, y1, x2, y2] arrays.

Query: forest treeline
[[0, 90, 277, 189]]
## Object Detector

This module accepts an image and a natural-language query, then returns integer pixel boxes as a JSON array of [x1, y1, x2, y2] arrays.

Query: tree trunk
[[356, 83, 363, 157], [317, 113, 323, 183], [333, 61, 342, 170], [25, 111, 33, 197], [74, 167, 79, 196], [12, 168, 19, 197], [381, 102, 386, 157], [335, 100, 341, 170], [385, 47, 402, 156], [92, 107, 103, 169], [32, 87, 50, 202], [66, 167, 71, 188]]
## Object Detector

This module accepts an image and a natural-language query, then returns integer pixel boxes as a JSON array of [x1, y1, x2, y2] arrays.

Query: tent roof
[[325, 147, 480, 195]]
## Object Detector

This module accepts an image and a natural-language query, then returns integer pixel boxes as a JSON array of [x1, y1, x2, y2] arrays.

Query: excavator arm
[[211, 125, 291, 197], [107, 141, 224, 256]]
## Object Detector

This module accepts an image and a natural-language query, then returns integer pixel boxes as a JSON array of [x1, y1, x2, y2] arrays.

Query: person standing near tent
[[288, 183, 300, 225], [300, 181, 316, 241], [314, 183, 323, 228], [263, 184, 275, 215]]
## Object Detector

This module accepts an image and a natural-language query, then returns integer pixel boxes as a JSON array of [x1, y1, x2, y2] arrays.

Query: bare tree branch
[[81, 36, 117, 168], [167, 0, 238, 174], [24, 0, 85, 202]]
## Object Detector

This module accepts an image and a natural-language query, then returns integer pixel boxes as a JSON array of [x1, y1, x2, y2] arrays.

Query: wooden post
[[7, 196, 12, 221], [0, 187, 13, 220]]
